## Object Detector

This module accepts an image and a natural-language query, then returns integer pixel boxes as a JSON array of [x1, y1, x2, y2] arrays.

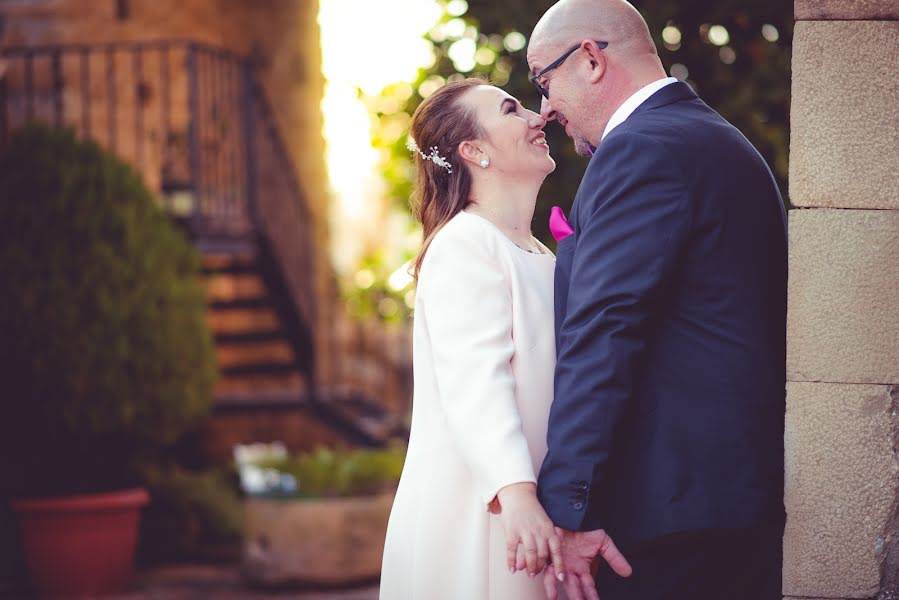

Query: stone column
[[784, 2, 899, 599]]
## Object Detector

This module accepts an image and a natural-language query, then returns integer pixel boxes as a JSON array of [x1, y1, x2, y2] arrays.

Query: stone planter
[[241, 490, 394, 587]]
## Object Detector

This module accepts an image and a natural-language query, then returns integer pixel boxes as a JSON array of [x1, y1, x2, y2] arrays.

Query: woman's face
[[462, 85, 555, 178]]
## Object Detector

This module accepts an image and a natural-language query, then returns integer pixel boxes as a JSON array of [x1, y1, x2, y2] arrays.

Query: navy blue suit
[[537, 82, 787, 560]]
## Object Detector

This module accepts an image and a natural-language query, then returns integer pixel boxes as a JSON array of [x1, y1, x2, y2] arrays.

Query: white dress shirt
[[601, 76, 679, 141]]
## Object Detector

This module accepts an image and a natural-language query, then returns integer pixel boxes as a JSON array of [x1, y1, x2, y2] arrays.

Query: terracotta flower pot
[[11, 488, 149, 598]]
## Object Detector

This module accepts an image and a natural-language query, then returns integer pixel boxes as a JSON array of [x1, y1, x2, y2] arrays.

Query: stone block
[[796, 0, 899, 20], [789, 21, 899, 209], [787, 209, 899, 385], [242, 493, 394, 586], [783, 382, 898, 598]]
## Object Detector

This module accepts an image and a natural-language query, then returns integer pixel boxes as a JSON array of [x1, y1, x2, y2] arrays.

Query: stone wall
[[784, 3, 899, 599]]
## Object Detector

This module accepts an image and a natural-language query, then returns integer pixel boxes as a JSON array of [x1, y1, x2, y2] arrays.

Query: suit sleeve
[[537, 133, 692, 531], [420, 232, 536, 508]]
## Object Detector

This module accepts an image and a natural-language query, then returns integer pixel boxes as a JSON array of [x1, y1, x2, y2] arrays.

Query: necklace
[[464, 208, 542, 254]]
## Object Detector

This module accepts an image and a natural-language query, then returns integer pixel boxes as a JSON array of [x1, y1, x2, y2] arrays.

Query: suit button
[[572, 501, 584, 510]]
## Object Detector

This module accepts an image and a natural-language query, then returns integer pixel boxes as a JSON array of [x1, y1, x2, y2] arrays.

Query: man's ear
[[458, 139, 486, 168], [581, 39, 607, 84]]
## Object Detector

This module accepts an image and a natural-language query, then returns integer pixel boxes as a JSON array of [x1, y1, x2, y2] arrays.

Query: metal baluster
[[133, 47, 143, 170], [0, 66, 8, 144], [198, 48, 209, 228], [160, 45, 170, 191], [211, 52, 222, 225], [80, 48, 90, 138], [225, 57, 237, 224], [52, 50, 63, 128], [25, 51, 34, 122], [106, 46, 116, 153], [186, 44, 202, 234], [214, 52, 223, 225], [220, 53, 230, 225]]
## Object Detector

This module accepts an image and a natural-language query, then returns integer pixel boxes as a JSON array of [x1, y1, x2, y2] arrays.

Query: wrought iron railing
[[0, 39, 317, 361], [0, 39, 413, 438]]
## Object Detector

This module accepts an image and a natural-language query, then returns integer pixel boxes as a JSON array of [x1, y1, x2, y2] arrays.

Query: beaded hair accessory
[[407, 138, 453, 174]]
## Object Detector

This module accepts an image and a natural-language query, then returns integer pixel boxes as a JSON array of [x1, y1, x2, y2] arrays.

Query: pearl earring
[[480, 157, 490, 168]]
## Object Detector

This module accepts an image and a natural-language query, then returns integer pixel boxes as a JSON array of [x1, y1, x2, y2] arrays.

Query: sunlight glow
[[319, 0, 442, 274], [662, 25, 682, 46], [708, 25, 730, 46], [503, 31, 527, 52], [388, 262, 414, 291], [449, 38, 477, 72]]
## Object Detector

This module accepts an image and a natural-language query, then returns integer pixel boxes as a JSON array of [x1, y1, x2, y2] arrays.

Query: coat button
[[572, 501, 584, 510]]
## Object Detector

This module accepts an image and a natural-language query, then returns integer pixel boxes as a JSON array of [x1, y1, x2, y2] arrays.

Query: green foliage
[[343, 250, 415, 325], [370, 0, 792, 249], [252, 446, 406, 499], [0, 124, 218, 497], [138, 464, 243, 563]]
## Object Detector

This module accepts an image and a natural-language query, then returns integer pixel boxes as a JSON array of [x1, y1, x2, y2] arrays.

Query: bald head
[[530, 0, 657, 60], [527, 0, 667, 155]]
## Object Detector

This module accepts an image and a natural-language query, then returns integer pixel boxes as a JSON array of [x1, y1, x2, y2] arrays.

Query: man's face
[[527, 39, 596, 157]]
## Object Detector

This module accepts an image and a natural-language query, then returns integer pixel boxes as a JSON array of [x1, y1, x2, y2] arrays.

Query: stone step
[[201, 254, 257, 275], [215, 339, 295, 369], [204, 272, 267, 303], [214, 371, 307, 396], [206, 307, 280, 334], [220, 361, 298, 378]]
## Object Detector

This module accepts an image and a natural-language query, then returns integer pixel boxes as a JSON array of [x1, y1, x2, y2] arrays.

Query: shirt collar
[[601, 77, 679, 141]]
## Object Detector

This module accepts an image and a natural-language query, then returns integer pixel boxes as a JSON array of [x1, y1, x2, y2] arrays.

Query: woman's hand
[[494, 482, 565, 578]]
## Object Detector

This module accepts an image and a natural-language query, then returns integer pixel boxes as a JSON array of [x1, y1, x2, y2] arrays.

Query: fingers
[[543, 565, 559, 600], [506, 535, 519, 573], [580, 571, 600, 600], [535, 535, 550, 574], [548, 531, 565, 580], [523, 533, 538, 575], [598, 534, 632, 577], [516, 543, 527, 572], [563, 569, 586, 600]]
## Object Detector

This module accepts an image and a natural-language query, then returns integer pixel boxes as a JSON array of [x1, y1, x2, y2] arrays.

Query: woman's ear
[[458, 140, 487, 168]]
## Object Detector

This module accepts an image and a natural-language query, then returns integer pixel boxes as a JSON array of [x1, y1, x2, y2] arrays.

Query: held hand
[[494, 482, 565, 578], [541, 528, 632, 600]]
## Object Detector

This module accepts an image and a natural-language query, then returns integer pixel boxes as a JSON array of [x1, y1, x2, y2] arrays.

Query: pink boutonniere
[[549, 206, 574, 242]]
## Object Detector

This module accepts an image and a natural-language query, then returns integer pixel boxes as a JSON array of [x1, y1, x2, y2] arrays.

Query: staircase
[[203, 251, 309, 406], [0, 39, 410, 457]]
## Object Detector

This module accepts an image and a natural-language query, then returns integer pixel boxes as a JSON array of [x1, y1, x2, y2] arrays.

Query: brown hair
[[409, 78, 486, 281]]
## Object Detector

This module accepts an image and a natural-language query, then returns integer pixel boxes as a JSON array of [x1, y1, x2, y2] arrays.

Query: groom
[[528, 1, 787, 598]]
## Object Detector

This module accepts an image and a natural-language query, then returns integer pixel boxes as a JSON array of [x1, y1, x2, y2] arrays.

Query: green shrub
[[138, 464, 243, 563], [246, 445, 406, 499], [0, 124, 218, 497]]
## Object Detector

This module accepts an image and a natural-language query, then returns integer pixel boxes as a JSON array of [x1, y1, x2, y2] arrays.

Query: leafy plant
[[240, 445, 406, 499], [0, 124, 218, 498], [138, 464, 243, 563], [370, 0, 793, 249]]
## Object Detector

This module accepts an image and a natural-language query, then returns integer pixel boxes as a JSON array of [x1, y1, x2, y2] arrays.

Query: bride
[[380, 78, 601, 600]]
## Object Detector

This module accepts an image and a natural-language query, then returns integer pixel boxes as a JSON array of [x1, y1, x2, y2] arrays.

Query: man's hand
[[541, 528, 632, 600]]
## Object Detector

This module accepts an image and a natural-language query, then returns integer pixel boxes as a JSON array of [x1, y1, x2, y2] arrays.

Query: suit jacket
[[537, 82, 787, 547]]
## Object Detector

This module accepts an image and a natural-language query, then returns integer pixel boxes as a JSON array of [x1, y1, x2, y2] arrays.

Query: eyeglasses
[[528, 40, 609, 99]]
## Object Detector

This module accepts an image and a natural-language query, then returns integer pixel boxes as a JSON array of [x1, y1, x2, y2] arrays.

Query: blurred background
[[0, 0, 790, 596]]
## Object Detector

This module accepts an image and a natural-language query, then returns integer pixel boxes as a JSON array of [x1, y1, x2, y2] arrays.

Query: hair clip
[[407, 138, 453, 174]]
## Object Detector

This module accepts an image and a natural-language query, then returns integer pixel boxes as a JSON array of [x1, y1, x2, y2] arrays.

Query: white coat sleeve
[[419, 232, 536, 507]]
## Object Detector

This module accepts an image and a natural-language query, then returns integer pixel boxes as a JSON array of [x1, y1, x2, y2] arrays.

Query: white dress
[[380, 210, 556, 600]]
